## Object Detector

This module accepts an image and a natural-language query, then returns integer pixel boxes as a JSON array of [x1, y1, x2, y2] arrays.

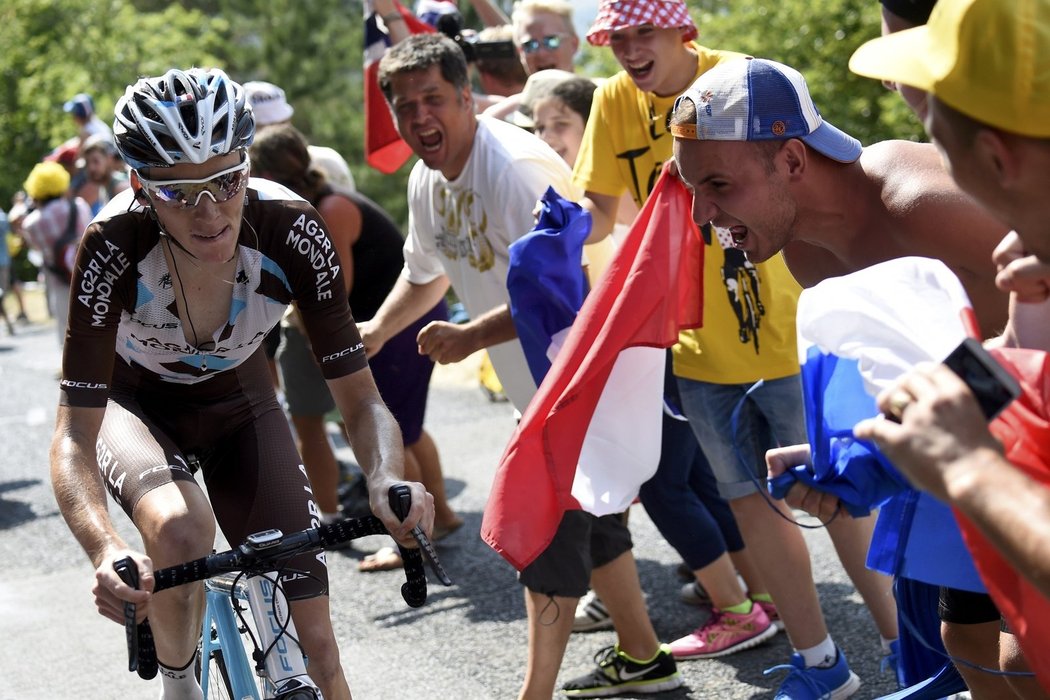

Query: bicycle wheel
[[197, 634, 235, 700]]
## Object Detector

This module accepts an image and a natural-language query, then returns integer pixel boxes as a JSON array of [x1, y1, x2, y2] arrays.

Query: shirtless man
[[670, 56, 1038, 699]]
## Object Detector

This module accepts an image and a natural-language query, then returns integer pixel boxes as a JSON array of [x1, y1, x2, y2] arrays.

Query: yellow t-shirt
[[573, 44, 802, 384]]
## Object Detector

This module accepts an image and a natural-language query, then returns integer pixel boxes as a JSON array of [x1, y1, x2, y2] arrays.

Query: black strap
[[46, 199, 80, 276], [58, 199, 79, 250]]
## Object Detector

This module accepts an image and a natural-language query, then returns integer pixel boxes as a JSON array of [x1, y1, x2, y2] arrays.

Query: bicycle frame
[[201, 571, 313, 699], [201, 574, 259, 698]]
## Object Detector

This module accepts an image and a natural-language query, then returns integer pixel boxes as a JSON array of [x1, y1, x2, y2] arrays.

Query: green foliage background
[[0, 0, 926, 228]]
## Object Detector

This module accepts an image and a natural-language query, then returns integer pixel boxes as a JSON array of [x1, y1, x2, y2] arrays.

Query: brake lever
[[388, 485, 453, 586]]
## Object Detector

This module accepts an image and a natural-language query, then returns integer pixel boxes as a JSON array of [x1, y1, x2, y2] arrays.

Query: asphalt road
[[0, 307, 899, 699]]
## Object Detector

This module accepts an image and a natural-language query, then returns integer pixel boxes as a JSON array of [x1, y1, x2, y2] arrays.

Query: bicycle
[[115, 485, 451, 699]]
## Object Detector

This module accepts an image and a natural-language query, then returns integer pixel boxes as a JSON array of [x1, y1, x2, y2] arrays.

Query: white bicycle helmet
[[114, 67, 255, 170]]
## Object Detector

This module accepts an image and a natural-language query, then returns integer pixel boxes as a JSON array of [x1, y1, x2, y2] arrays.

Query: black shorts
[[97, 350, 327, 600], [938, 585, 1001, 625], [518, 509, 633, 598]]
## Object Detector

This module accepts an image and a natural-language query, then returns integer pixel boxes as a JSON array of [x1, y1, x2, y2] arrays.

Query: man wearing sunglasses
[[511, 0, 579, 74], [48, 67, 432, 700]]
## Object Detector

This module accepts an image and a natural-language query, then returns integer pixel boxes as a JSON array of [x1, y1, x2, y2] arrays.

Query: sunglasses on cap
[[520, 34, 565, 54], [138, 155, 250, 209]]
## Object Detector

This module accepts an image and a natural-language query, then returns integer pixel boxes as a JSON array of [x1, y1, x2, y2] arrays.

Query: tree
[[0, 0, 229, 205], [0, 0, 924, 223], [692, 0, 925, 145]]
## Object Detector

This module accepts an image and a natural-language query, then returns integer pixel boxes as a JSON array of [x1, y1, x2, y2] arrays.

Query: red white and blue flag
[[363, 1, 433, 174], [792, 257, 987, 593], [975, 345, 1050, 690], [795, 257, 1050, 689], [482, 165, 703, 571], [414, 0, 460, 26]]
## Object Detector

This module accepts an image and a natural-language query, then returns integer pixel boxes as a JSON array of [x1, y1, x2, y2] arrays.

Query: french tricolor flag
[[482, 165, 703, 571], [789, 256, 978, 513], [794, 256, 1050, 688], [972, 344, 1050, 689], [363, 1, 433, 174], [789, 257, 985, 589], [414, 0, 459, 26]]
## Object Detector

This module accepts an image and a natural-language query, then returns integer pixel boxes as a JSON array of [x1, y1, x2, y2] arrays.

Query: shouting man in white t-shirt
[[363, 33, 684, 700]]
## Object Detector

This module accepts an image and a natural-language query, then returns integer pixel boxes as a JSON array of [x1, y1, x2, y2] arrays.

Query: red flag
[[364, 1, 433, 174], [481, 163, 704, 570], [962, 347, 1050, 691]]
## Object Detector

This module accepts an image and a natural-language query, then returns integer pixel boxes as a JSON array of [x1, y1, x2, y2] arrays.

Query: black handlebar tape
[[112, 557, 158, 680], [395, 543, 429, 607], [153, 557, 214, 593], [135, 621, 158, 680], [389, 484, 453, 587], [318, 514, 428, 607], [149, 515, 428, 607], [315, 514, 389, 545]]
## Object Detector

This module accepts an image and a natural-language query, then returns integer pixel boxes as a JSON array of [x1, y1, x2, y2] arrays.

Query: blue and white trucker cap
[[670, 57, 862, 163]]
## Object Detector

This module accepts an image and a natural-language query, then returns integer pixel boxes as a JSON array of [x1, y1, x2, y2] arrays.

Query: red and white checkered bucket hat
[[586, 0, 699, 46]]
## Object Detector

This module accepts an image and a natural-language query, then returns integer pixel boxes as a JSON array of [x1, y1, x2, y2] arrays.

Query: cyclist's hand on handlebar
[[369, 480, 434, 547], [94, 550, 153, 625]]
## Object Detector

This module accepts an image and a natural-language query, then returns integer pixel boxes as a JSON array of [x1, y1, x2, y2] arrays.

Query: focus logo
[[60, 379, 109, 390]]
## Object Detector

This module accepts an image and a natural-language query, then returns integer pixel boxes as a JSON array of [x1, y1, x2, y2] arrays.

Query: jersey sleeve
[[275, 200, 369, 379], [59, 218, 139, 408]]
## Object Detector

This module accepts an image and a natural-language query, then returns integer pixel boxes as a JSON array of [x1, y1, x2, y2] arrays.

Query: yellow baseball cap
[[849, 0, 1050, 138]]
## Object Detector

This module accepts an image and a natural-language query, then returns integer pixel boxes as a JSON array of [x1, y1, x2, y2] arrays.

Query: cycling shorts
[[97, 349, 328, 599]]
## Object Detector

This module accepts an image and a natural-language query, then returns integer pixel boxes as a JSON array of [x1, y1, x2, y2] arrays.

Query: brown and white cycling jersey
[[60, 178, 367, 408]]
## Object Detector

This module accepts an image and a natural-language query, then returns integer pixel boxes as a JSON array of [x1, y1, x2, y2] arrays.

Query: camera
[[941, 337, 1021, 421], [436, 12, 518, 63]]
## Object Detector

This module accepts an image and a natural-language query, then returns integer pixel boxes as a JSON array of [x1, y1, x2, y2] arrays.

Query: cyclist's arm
[[50, 404, 152, 622], [326, 370, 431, 541]]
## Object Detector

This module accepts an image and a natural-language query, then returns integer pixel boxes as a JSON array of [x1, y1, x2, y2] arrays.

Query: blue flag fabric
[[786, 257, 986, 591], [507, 186, 591, 385], [768, 348, 911, 517]]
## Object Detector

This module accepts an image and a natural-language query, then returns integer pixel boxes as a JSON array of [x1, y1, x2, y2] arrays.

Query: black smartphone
[[942, 337, 1021, 421]]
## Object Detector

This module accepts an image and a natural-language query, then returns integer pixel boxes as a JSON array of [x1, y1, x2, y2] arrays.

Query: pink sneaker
[[754, 599, 785, 633], [669, 604, 778, 659]]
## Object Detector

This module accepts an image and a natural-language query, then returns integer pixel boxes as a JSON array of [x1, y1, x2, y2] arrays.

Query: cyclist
[[48, 67, 433, 700]]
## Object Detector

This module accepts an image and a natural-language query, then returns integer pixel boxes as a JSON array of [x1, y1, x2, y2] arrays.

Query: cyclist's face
[[142, 152, 247, 265], [674, 137, 799, 263]]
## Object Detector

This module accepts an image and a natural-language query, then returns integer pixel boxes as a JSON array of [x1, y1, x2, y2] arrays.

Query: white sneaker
[[680, 573, 748, 606], [572, 590, 614, 632], [273, 675, 321, 699], [680, 580, 712, 606]]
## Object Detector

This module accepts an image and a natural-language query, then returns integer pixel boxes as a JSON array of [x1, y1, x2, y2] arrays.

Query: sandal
[[357, 546, 403, 572], [433, 519, 464, 542]]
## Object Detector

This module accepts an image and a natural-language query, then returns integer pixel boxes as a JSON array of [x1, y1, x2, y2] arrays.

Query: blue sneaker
[[765, 647, 861, 699], [874, 661, 968, 700]]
